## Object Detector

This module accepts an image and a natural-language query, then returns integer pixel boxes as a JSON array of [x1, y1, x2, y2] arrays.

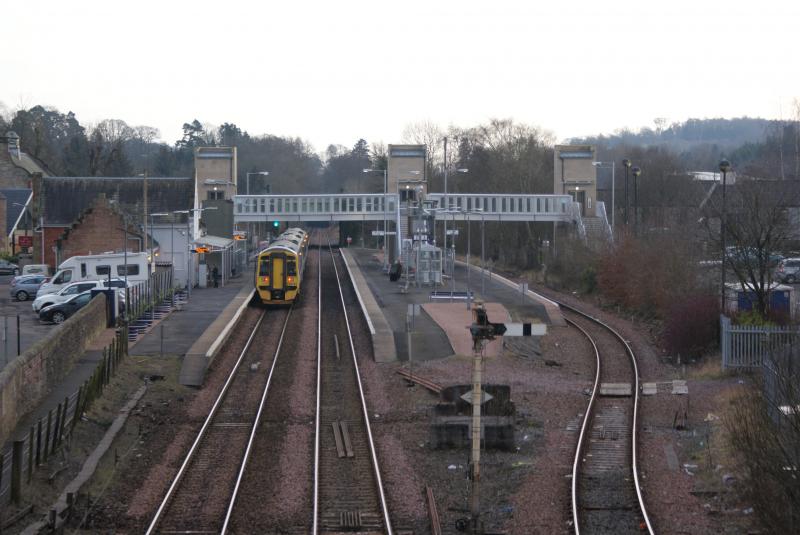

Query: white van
[[38, 252, 149, 296]]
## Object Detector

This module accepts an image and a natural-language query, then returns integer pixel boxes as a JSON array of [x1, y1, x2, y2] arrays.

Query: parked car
[[32, 279, 127, 313], [0, 260, 19, 275], [22, 264, 52, 276], [775, 257, 800, 283], [39, 291, 94, 324], [9, 275, 48, 301]]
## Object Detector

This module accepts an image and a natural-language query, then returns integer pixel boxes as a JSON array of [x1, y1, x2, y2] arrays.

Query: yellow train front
[[255, 228, 309, 305]]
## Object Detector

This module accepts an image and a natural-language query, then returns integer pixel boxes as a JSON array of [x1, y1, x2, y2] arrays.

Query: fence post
[[60, 396, 70, 443], [74, 385, 83, 429], [51, 403, 62, 452], [43, 410, 52, 461], [36, 419, 42, 466], [11, 441, 22, 504], [27, 427, 34, 483]]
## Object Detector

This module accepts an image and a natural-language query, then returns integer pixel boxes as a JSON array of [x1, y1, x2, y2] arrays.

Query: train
[[255, 228, 309, 305]]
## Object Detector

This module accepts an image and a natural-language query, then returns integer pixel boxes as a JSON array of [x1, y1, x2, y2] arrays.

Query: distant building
[[553, 144, 596, 216], [0, 131, 51, 188]]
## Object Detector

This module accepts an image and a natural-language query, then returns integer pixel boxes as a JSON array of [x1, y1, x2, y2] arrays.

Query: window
[[117, 264, 140, 276], [207, 190, 224, 200], [54, 270, 72, 284], [78, 283, 96, 292], [75, 293, 91, 306], [81, 263, 87, 277], [64, 285, 79, 295], [96, 265, 111, 276], [287, 259, 297, 276], [259, 257, 270, 276]]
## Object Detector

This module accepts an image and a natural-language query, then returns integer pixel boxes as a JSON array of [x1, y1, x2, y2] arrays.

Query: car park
[[0, 260, 19, 275], [9, 275, 48, 301], [39, 291, 93, 324], [32, 279, 127, 313], [775, 257, 800, 283]]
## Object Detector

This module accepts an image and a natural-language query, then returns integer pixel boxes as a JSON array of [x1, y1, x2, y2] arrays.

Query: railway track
[[558, 301, 654, 535], [145, 306, 292, 534], [313, 239, 393, 534]]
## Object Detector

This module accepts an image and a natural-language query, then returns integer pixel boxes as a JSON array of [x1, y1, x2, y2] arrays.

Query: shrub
[[663, 294, 719, 359]]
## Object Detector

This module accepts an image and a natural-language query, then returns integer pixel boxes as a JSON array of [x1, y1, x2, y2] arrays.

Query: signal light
[[272, 221, 280, 229]]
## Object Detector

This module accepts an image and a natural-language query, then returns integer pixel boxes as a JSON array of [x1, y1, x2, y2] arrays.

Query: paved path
[[348, 248, 554, 362], [131, 275, 249, 357]]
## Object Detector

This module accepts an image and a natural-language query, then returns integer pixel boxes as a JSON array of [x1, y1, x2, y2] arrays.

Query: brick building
[[56, 194, 144, 262], [32, 175, 193, 267]]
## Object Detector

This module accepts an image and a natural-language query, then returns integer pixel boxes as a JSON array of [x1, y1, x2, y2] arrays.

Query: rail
[[145, 310, 269, 535], [557, 300, 654, 535], [221, 305, 294, 533], [311, 240, 393, 534]]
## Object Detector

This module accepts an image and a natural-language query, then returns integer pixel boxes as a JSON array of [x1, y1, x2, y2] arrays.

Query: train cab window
[[259, 257, 270, 276], [287, 259, 297, 276]]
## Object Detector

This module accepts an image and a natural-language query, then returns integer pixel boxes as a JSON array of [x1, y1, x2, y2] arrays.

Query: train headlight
[[287, 276, 294, 283], [262, 276, 270, 284]]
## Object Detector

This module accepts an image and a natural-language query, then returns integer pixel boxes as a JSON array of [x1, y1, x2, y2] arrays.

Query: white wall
[[152, 226, 190, 288]]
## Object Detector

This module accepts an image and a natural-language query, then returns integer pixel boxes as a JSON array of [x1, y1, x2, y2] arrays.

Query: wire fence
[[0, 326, 128, 508]]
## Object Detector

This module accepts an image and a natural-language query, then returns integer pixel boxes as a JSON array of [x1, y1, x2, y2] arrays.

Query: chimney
[[6, 131, 20, 160]]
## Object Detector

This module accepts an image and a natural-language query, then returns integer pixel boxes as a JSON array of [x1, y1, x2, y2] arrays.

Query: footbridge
[[234, 193, 580, 223]]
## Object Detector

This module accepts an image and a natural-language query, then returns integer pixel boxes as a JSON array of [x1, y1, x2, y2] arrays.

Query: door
[[570, 190, 587, 216], [272, 254, 285, 289]]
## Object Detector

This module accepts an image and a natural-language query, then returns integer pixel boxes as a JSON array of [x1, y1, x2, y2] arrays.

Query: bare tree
[[705, 178, 799, 317]]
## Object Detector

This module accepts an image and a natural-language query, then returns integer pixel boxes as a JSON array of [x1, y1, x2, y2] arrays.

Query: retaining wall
[[0, 294, 107, 445]]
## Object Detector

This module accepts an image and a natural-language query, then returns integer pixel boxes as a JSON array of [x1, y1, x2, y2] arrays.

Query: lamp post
[[442, 163, 468, 277], [592, 161, 615, 231], [622, 159, 631, 225], [631, 166, 641, 233], [246, 171, 269, 196], [363, 168, 389, 272], [719, 159, 731, 312]]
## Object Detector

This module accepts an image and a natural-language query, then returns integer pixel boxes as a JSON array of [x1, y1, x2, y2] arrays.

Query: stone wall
[[0, 293, 107, 445]]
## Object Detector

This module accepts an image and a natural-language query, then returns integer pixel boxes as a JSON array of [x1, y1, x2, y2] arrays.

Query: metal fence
[[721, 314, 800, 368], [126, 270, 174, 323], [0, 326, 128, 508]]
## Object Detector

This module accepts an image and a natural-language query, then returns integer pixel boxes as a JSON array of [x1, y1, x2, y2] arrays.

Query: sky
[[2, 0, 799, 152]]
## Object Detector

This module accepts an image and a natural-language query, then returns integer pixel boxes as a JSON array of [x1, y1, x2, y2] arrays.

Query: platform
[[343, 248, 557, 362]]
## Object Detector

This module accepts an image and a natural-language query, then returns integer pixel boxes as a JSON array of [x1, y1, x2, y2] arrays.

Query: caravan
[[37, 252, 150, 296]]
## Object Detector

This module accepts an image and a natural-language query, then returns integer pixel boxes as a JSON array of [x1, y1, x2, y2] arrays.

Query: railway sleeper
[[332, 420, 355, 458]]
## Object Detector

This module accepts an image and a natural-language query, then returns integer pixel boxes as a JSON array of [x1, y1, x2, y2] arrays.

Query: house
[[31, 174, 193, 268], [0, 131, 51, 189]]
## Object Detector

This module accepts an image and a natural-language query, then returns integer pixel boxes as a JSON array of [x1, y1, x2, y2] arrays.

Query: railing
[[125, 271, 174, 323], [595, 201, 613, 242], [0, 326, 128, 508], [234, 193, 399, 222], [426, 193, 572, 221], [721, 314, 800, 368]]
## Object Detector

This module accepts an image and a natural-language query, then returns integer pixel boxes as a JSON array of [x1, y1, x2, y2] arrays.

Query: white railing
[[234, 193, 398, 222]]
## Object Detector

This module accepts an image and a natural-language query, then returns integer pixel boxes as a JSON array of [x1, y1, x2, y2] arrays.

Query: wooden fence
[[721, 314, 800, 368], [0, 326, 128, 508]]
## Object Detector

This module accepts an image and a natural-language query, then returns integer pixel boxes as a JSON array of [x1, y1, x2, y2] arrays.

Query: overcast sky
[[3, 0, 798, 152]]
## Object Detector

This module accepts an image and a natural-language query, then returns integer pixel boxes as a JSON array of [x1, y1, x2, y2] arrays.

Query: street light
[[246, 171, 269, 196], [442, 161, 468, 276], [631, 166, 641, 232], [363, 168, 389, 272], [622, 159, 632, 225], [719, 159, 731, 312], [592, 161, 615, 231]]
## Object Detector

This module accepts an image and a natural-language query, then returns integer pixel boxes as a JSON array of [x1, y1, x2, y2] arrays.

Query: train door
[[272, 254, 285, 290]]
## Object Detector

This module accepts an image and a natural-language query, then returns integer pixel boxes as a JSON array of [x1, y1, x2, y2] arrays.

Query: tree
[[176, 119, 206, 150], [705, 178, 799, 318]]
